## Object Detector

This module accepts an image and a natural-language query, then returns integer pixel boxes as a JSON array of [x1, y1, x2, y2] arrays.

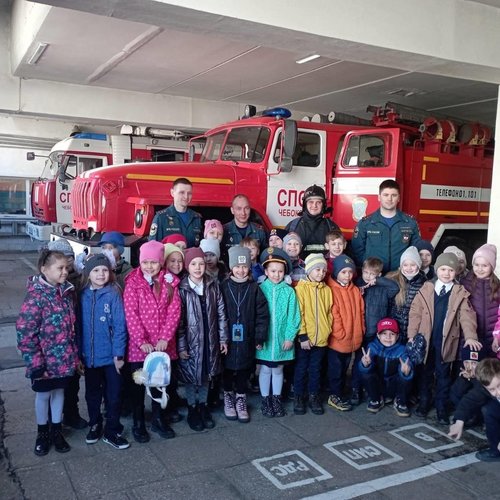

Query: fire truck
[[69, 103, 493, 258], [26, 125, 203, 241]]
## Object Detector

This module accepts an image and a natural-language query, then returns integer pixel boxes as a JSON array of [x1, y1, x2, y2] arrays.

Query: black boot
[[51, 423, 70, 453], [34, 424, 51, 456], [132, 407, 150, 443], [187, 405, 203, 432], [198, 403, 215, 429], [151, 402, 175, 439]]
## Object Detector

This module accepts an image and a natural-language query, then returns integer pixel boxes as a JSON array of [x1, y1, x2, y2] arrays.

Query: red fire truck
[[69, 103, 493, 258], [26, 125, 202, 241]]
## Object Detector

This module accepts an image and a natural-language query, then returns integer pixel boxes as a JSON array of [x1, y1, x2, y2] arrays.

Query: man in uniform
[[221, 194, 267, 262], [148, 177, 202, 247], [352, 179, 421, 274]]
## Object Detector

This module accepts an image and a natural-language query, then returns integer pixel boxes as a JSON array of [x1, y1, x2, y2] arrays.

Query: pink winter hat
[[140, 241, 165, 264], [472, 243, 497, 270], [184, 247, 205, 270], [204, 219, 223, 238]]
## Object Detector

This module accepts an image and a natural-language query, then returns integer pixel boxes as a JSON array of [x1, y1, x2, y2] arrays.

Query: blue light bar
[[72, 133, 107, 141], [262, 107, 292, 119]]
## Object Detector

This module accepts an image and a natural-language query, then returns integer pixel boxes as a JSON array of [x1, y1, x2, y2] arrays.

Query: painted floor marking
[[324, 435, 402, 470], [466, 429, 487, 440], [252, 450, 332, 490], [303, 452, 479, 500], [389, 423, 463, 453]]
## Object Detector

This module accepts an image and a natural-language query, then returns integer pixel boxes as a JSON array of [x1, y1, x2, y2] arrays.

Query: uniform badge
[[402, 234, 410, 243], [353, 227, 359, 239], [149, 223, 157, 236]]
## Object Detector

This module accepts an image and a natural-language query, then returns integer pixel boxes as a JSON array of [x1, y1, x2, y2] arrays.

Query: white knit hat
[[200, 238, 220, 260], [400, 246, 422, 268]]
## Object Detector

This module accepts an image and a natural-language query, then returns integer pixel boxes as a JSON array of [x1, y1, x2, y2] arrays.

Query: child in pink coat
[[124, 241, 181, 443]]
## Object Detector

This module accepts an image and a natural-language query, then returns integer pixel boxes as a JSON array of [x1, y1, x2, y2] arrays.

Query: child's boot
[[198, 403, 215, 429], [235, 393, 250, 423], [132, 407, 150, 443], [309, 393, 324, 415], [151, 401, 175, 439], [34, 424, 51, 456], [293, 395, 306, 415], [223, 391, 237, 420], [261, 396, 274, 417], [271, 395, 286, 417], [187, 405, 204, 432], [51, 423, 70, 453]]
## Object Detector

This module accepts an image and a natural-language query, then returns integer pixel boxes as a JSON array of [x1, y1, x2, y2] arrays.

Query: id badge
[[232, 323, 244, 342]]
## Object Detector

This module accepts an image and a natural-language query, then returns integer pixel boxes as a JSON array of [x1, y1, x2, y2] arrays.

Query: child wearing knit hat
[[98, 232, 133, 290], [204, 219, 224, 242], [407, 251, 481, 424], [162, 233, 188, 251], [462, 243, 500, 357], [123, 240, 181, 443], [268, 228, 287, 249], [386, 246, 426, 342], [177, 247, 229, 432], [283, 232, 306, 284], [326, 254, 365, 412], [163, 243, 185, 278], [241, 237, 265, 283], [416, 240, 435, 281], [200, 238, 227, 283], [443, 245, 469, 281], [293, 254, 332, 416], [219, 247, 270, 423]]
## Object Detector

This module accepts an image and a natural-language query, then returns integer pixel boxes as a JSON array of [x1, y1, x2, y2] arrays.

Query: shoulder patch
[[149, 223, 157, 236]]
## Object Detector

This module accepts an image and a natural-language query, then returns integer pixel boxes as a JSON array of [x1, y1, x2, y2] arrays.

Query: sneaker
[[86, 423, 103, 444], [393, 399, 410, 417], [103, 434, 130, 450], [476, 449, 500, 462], [293, 395, 306, 415], [223, 391, 237, 421], [309, 394, 324, 415], [367, 399, 384, 413], [328, 394, 352, 412]]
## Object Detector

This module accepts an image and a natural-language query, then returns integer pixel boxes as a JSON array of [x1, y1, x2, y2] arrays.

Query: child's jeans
[[483, 398, 500, 453], [362, 371, 410, 404], [85, 365, 123, 437], [327, 349, 352, 396], [294, 345, 326, 396], [418, 345, 452, 412], [185, 383, 209, 406]]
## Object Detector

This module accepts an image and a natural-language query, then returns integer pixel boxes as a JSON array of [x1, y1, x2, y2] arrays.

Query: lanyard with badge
[[228, 282, 249, 341]]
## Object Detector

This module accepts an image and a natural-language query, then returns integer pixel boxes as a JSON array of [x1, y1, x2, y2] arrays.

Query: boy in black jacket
[[449, 358, 500, 462]]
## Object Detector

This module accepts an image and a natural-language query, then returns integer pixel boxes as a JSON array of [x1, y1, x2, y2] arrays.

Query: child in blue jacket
[[79, 254, 129, 450], [359, 318, 413, 417]]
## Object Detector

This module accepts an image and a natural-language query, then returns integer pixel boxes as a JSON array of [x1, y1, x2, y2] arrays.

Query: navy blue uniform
[[148, 205, 202, 247]]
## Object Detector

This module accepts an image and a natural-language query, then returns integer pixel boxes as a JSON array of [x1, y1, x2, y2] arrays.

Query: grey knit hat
[[82, 253, 113, 279], [47, 239, 74, 257], [228, 246, 251, 269]]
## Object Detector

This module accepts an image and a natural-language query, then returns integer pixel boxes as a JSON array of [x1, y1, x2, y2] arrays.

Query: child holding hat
[[408, 252, 481, 424], [293, 253, 332, 415], [257, 247, 300, 417], [359, 318, 413, 416], [220, 246, 269, 422], [326, 255, 365, 412]]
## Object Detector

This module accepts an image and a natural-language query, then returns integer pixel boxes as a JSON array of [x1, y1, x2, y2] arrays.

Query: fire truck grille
[[73, 178, 99, 221]]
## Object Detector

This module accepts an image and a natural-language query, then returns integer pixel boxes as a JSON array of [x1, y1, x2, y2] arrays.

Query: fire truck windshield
[[40, 151, 64, 180], [200, 127, 270, 163]]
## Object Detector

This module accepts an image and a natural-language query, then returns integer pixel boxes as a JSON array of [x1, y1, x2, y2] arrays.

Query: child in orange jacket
[[326, 255, 365, 412]]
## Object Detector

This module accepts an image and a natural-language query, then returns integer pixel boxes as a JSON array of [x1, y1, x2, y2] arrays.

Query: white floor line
[[302, 452, 479, 500], [20, 257, 37, 272]]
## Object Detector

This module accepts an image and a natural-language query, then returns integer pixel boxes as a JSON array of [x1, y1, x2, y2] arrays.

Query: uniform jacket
[[389, 272, 426, 341], [16, 275, 79, 379], [358, 337, 413, 381], [78, 283, 127, 368], [285, 213, 339, 259], [407, 281, 478, 363], [256, 279, 300, 363], [356, 276, 399, 340], [351, 209, 421, 273], [461, 271, 500, 351], [149, 204, 202, 247], [294, 279, 333, 347], [220, 277, 269, 370], [221, 220, 267, 261], [326, 277, 365, 353], [123, 268, 181, 363], [177, 275, 229, 384]]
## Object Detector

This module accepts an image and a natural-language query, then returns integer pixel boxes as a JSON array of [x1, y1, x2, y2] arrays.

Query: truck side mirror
[[27, 152, 35, 161], [279, 119, 297, 173]]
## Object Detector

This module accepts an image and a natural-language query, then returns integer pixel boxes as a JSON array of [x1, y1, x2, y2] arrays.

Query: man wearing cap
[[221, 194, 267, 262], [149, 177, 202, 247], [352, 179, 421, 274], [285, 185, 339, 260]]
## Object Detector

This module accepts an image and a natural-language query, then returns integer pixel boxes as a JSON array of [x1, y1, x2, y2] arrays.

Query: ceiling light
[[295, 54, 320, 64], [27, 42, 49, 65]]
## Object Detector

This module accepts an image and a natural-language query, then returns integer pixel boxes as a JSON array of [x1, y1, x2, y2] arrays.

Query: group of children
[[16, 221, 500, 462]]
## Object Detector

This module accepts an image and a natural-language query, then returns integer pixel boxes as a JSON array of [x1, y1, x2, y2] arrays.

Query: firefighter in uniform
[[285, 185, 339, 260], [221, 194, 267, 262], [351, 179, 421, 274], [148, 177, 202, 247]]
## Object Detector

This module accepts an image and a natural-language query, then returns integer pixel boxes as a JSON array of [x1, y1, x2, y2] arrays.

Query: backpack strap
[[146, 386, 169, 409]]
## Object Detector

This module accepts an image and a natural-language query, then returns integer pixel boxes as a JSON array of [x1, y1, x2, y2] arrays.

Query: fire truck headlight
[[135, 209, 143, 228]]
